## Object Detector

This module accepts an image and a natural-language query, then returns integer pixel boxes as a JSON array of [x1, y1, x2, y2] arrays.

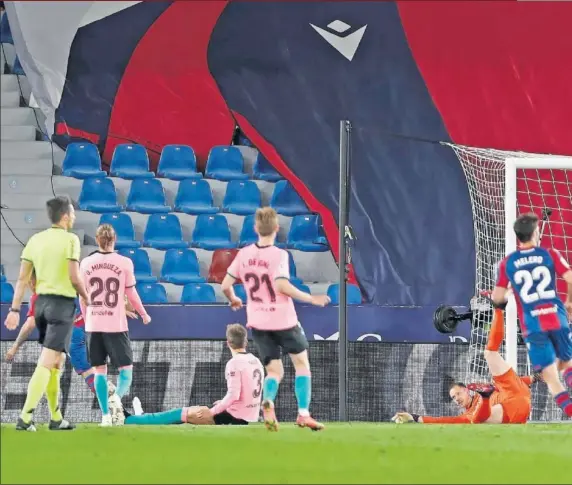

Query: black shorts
[[213, 411, 248, 426], [34, 295, 76, 353], [251, 325, 308, 366], [86, 331, 133, 368]]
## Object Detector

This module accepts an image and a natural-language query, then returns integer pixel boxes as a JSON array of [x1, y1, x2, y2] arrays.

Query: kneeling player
[[393, 309, 539, 424], [122, 324, 263, 426]]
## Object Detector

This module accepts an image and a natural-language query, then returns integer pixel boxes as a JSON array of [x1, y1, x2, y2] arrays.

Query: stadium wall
[[0, 341, 557, 424]]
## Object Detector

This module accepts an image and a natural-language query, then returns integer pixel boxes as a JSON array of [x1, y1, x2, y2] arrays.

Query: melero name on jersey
[[513, 256, 543, 268]]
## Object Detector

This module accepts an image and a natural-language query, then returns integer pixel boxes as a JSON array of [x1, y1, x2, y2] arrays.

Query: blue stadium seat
[[118, 248, 157, 284], [205, 146, 249, 181], [110, 144, 154, 179], [181, 283, 217, 304], [78, 178, 122, 213], [192, 214, 236, 250], [0, 264, 6, 283], [1, 282, 14, 303], [253, 153, 282, 182], [143, 214, 188, 250], [161, 249, 205, 285], [99, 213, 140, 249], [135, 283, 168, 304], [12, 56, 24, 76], [270, 180, 307, 216], [233, 284, 247, 302], [222, 180, 261, 215], [238, 214, 257, 247], [327, 283, 362, 305], [174, 179, 218, 215], [157, 145, 202, 180], [1, 13, 13, 44], [126, 179, 171, 214], [62, 143, 106, 179], [287, 215, 329, 252]]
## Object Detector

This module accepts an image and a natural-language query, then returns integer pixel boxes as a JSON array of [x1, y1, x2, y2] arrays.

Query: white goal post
[[446, 144, 571, 421], [504, 157, 572, 370]]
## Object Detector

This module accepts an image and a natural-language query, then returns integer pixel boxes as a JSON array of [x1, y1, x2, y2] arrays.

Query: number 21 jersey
[[79, 251, 136, 333], [227, 244, 298, 331], [496, 247, 570, 336]]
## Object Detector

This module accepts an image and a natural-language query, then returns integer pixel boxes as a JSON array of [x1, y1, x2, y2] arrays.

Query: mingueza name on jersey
[[514, 256, 543, 268], [530, 305, 557, 317], [85, 263, 123, 277]]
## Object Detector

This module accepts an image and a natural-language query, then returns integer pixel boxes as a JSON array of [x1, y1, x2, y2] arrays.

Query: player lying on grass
[[118, 324, 263, 426], [393, 308, 540, 424], [221, 207, 330, 432], [491, 213, 572, 418]]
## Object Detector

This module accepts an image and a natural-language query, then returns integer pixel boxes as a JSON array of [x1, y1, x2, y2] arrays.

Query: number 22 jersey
[[227, 244, 298, 331], [496, 247, 570, 337], [79, 251, 137, 333]]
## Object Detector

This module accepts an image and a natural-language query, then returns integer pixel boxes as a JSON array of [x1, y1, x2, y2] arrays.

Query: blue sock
[[116, 367, 133, 398], [85, 373, 95, 394], [295, 373, 311, 415], [263, 376, 279, 403], [125, 408, 184, 425], [94, 374, 109, 415]]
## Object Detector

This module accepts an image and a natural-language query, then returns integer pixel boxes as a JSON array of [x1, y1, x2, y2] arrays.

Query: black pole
[[338, 120, 351, 421]]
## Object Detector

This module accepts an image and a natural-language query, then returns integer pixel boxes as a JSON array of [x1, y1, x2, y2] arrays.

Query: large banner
[[0, 304, 470, 344], [0, 341, 561, 424]]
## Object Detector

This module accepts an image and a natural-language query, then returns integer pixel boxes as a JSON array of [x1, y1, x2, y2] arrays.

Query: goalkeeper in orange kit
[[393, 308, 540, 424]]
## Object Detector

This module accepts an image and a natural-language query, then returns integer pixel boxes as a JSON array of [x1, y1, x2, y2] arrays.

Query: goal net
[[446, 144, 572, 422]]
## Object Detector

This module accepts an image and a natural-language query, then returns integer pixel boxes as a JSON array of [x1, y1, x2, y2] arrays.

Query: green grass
[[1, 423, 571, 484]]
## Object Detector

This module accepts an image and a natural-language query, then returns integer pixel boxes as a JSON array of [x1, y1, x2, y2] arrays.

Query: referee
[[4, 196, 90, 431]]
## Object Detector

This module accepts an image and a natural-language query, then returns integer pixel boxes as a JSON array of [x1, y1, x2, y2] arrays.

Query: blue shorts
[[69, 325, 91, 374], [525, 328, 572, 371]]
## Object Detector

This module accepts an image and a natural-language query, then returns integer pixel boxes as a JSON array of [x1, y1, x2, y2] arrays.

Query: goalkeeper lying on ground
[[393, 309, 540, 424]]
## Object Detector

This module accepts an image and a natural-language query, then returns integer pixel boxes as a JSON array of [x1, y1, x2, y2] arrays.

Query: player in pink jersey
[[121, 324, 263, 426], [79, 224, 151, 427], [221, 208, 330, 432]]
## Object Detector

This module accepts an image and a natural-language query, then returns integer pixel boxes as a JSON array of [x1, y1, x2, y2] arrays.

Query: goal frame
[[503, 156, 572, 370]]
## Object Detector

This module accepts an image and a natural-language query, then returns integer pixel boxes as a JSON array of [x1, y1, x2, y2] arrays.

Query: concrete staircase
[[0, 69, 65, 295]]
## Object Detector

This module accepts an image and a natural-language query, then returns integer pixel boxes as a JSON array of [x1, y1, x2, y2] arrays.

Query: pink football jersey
[[210, 352, 264, 422], [80, 251, 136, 332], [227, 244, 299, 331]]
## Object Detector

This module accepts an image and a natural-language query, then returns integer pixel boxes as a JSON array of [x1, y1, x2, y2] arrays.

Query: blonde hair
[[96, 224, 116, 251], [255, 207, 278, 237], [226, 324, 247, 350]]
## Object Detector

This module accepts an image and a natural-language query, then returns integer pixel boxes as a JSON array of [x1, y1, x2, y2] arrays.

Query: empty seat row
[[63, 143, 283, 182], [0, 278, 360, 304], [119, 247, 301, 286], [135, 282, 361, 305], [78, 177, 308, 217], [99, 212, 328, 252]]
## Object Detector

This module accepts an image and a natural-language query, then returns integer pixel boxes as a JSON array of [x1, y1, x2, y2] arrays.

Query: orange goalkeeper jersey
[[422, 374, 533, 424]]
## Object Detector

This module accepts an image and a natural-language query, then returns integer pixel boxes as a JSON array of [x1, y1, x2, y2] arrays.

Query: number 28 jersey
[[79, 251, 136, 333], [227, 244, 298, 331], [496, 247, 570, 337]]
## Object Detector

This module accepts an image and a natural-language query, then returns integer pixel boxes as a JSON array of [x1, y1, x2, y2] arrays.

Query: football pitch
[[1, 422, 570, 484]]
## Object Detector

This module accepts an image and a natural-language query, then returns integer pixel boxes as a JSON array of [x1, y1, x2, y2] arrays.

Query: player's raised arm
[[273, 252, 330, 306], [221, 256, 243, 310], [549, 249, 572, 315], [491, 259, 510, 309]]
